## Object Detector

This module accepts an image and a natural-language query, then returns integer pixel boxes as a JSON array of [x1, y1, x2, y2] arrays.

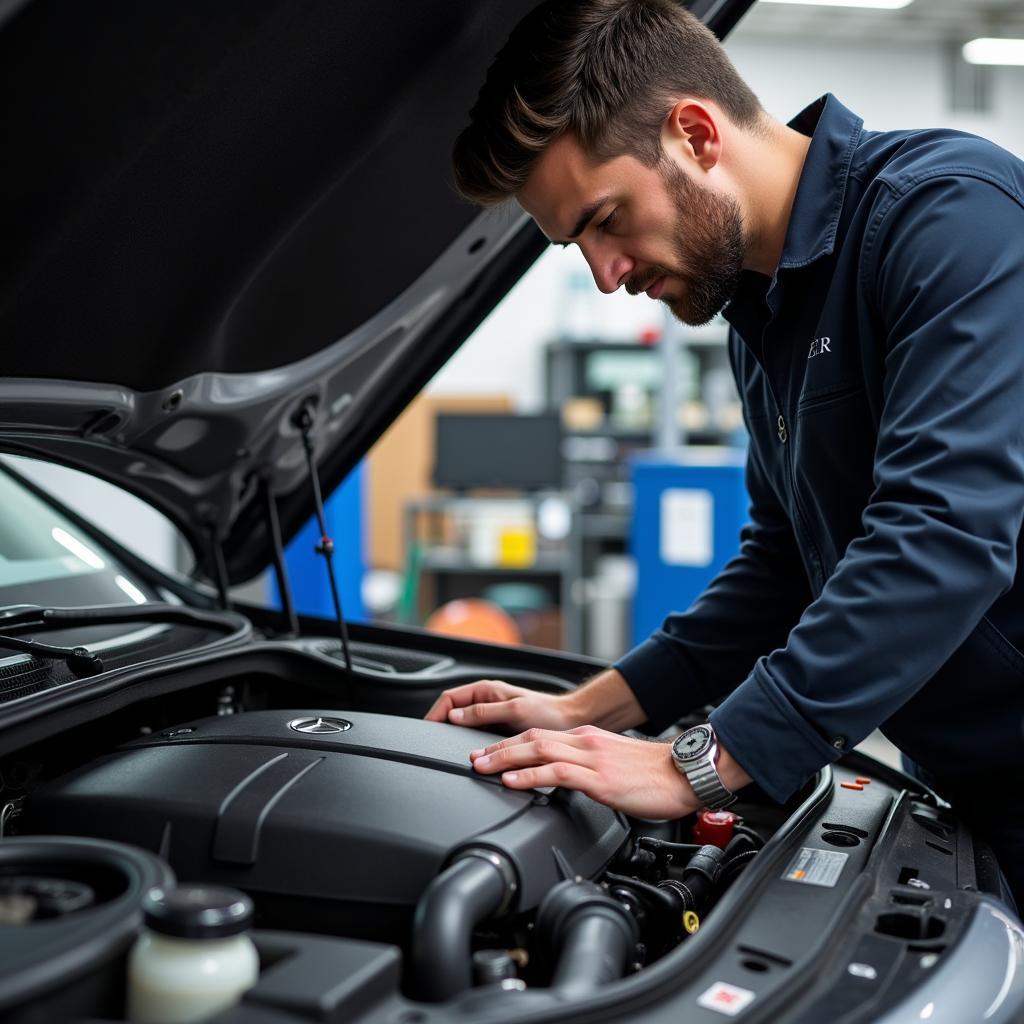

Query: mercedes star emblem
[[287, 716, 353, 735]]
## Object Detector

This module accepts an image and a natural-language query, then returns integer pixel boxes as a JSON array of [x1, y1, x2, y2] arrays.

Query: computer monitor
[[433, 413, 563, 491]]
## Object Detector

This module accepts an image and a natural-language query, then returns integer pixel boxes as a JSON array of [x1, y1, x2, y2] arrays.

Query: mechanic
[[425, 0, 1024, 907]]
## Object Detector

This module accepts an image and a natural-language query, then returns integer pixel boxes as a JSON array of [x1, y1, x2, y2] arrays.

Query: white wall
[[728, 37, 1024, 157], [428, 36, 1024, 405]]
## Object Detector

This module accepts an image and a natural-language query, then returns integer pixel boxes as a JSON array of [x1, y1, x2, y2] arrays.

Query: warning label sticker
[[697, 981, 756, 1016], [782, 847, 849, 887]]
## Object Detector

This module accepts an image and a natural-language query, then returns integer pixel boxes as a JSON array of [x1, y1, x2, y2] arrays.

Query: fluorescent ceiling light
[[963, 38, 1024, 66], [762, 0, 913, 7]]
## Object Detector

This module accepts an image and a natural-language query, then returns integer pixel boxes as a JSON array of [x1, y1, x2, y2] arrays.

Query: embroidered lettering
[[808, 336, 832, 359]]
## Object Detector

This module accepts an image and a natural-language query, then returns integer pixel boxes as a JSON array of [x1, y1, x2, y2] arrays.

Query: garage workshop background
[[12, 0, 1024, 680]]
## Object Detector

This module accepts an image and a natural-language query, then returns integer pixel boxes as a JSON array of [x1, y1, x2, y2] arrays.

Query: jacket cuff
[[710, 662, 842, 803], [613, 635, 710, 734]]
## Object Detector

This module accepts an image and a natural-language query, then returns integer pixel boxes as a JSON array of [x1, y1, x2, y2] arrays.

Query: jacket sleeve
[[710, 173, 1024, 802], [613, 375, 813, 733]]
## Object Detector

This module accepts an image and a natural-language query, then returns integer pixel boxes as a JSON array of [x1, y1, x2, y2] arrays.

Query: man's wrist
[[665, 744, 701, 818], [563, 668, 646, 732], [715, 743, 753, 794], [560, 679, 602, 728]]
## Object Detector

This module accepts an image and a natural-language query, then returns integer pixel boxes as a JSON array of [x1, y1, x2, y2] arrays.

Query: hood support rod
[[263, 480, 299, 637], [207, 528, 232, 611], [297, 403, 353, 685]]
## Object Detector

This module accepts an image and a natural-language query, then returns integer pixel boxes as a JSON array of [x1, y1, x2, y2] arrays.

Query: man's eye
[[597, 210, 617, 231]]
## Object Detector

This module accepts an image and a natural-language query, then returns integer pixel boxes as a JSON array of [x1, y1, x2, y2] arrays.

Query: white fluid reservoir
[[127, 885, 259, 1024]]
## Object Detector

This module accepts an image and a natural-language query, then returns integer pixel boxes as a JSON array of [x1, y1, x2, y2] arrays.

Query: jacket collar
[[777, 93, 864, 270], [721, 95, 863, 345]]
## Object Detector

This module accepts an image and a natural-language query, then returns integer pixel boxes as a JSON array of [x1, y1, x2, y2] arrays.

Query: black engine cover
[[22, 711, 627, 937]]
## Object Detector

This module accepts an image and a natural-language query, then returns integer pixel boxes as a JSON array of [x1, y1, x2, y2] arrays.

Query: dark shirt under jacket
[[615, 95, 1024, 832]]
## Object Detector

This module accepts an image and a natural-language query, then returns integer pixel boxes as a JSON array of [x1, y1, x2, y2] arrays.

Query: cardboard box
[[366, 393, 512, 570]]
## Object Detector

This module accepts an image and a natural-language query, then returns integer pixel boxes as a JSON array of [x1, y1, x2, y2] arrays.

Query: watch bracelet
[[686, 760, 736, 810]]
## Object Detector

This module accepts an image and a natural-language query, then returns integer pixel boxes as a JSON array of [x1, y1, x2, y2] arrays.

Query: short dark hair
[[452, 0, 764, 207]]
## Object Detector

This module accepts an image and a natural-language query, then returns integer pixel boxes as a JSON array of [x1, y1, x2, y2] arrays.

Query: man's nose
[[584, 246, 633, 294]]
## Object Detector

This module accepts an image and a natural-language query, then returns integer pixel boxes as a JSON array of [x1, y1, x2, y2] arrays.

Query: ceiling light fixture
[[762, 0, 913, 8], [963, 38, 1024, 66]]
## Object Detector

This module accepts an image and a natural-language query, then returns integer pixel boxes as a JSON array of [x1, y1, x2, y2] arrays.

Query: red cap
[[692, 809, 738, 849]]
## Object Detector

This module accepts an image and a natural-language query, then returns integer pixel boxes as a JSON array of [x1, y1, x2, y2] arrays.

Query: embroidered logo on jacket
[[808, 336, 832, 359]]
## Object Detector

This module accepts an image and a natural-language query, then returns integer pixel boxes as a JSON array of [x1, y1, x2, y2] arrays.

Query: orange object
[[841, 782, 864, 791], [855, 777, 872, 785], [424, 599, 521, 645]]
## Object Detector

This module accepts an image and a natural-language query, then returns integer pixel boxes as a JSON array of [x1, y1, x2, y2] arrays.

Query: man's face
[[518, 133, 745, 326]]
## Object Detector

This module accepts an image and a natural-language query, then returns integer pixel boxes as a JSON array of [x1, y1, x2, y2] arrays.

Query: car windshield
[[0, 464, 158, 611]]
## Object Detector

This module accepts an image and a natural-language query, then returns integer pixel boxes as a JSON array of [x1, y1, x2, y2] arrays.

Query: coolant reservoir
[[692, 809, 739, 849], [127, 885, 259, 1023]]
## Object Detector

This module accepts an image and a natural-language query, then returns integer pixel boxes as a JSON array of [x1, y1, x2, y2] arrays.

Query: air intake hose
[[536, 879, 638, 997], [410, 848, 517, 1002], [657, 843, 725, 924]]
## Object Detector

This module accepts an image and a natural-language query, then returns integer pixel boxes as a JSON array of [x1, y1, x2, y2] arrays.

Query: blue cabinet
[[630, 450, 748, 644]]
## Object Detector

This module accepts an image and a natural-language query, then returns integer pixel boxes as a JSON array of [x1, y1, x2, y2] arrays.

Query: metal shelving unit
[[403, 492, 583, 651]]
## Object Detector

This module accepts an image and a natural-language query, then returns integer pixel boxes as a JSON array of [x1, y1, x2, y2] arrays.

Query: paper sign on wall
[[660, 488, 713, 567]]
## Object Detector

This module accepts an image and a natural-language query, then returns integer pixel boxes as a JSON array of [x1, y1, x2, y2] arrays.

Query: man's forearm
[[563, 668, 648, 732]]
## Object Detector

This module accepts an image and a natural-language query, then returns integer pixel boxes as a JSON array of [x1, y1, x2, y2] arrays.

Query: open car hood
[[0, 0, 753, 583]]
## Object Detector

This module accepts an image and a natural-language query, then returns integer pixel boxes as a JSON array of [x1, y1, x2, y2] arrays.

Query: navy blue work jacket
[[616, 94, 1024, 804]]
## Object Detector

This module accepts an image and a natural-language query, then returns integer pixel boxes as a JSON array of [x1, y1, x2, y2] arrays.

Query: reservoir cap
[[142, 885, 253, 939]]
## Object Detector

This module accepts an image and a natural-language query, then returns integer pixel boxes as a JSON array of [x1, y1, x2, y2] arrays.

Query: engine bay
[[21, 709, 630, 963], [0, 628, 988, 1024]]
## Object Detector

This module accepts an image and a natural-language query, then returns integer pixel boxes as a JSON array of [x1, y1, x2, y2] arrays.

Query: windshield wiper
[[0, 603, 246, 680], [0, 603, 241, 634], [0, 635, 103, 677]]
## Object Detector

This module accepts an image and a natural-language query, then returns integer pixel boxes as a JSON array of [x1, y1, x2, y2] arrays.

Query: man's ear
[[661, 100, 722, 172]]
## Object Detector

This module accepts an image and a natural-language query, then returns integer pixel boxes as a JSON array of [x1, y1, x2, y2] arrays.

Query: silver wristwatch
[[671, 724, 736, 810]]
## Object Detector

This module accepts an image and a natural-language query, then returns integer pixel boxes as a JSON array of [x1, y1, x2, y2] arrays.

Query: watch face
[[674, 725, 713, 761]]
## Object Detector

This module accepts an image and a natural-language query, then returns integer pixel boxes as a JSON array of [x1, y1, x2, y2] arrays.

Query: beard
[[625, 160, 745, 326]]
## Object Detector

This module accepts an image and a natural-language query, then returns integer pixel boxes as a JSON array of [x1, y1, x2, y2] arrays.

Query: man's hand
[[424, 680, 582, 732], [424, 668, 646, 734], [469, 725, 701, 820]]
